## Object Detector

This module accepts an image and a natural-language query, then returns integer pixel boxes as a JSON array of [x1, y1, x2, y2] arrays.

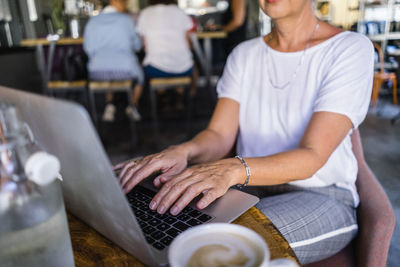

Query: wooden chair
[[148, 76, 192, 146], [305, 129, 396, 267], [46, 80, 89, 109], [371, 42, 398, 107]]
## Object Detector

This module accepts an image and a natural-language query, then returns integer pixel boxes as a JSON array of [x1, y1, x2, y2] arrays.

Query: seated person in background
[[115, 0, 374, 264], [137, 0, 197, 97], [84, 0, 143, 122]]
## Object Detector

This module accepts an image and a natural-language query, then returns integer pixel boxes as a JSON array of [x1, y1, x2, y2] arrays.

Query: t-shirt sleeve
[[216, 48, 243, 103], [313, 33, 374, 129]]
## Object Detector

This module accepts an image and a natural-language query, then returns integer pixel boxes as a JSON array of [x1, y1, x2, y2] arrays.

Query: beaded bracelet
[[235, 155, 251, 189]]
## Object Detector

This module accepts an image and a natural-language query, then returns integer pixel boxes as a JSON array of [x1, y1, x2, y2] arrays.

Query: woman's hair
[[148, 0, 177, 5]]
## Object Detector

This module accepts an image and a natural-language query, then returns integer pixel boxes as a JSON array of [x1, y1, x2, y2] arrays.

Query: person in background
[[137, 0, 196, 96], [222, 0, 248, 55], [115, 0, 374, 264], [206, 0, 248, 56], [84, 0, 143, 122]]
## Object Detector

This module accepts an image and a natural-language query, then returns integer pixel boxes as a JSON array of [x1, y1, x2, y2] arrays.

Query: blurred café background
[[0, 1, 399, 265]]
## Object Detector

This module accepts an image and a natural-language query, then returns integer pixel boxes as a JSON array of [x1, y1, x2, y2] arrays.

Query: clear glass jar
[[0, 105, 74, 266]]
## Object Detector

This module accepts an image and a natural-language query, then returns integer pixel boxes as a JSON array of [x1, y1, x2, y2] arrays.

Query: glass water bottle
[[0, 103, 75, 267]]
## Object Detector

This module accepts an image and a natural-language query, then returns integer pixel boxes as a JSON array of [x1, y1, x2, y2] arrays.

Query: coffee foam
[[184, 232, 264, 267]]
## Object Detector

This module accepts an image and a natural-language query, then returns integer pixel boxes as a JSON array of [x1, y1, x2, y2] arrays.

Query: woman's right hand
[[113, 145, 190, 194]]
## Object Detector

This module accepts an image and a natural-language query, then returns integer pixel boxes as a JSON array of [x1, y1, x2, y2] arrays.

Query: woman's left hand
[[149, 158, 244, 216], [204, 23, 223, 32]]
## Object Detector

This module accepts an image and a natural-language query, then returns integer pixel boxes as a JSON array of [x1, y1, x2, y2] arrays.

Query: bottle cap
[[25, 152, 61, 186]]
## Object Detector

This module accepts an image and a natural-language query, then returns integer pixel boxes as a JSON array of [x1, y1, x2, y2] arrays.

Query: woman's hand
[[149, 158, 244, 215], [204, 23, 223, 32], [114, 145, 190, 194]]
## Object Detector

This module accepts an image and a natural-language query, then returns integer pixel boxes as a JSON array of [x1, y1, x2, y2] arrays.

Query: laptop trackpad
[[139, 177, 259, 223]]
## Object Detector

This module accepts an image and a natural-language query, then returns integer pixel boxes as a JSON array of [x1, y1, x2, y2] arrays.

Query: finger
[[119, 160, 140, 180], [113, 162, 126, 171], [122, 160, 164, 193], [153, 170, 174, 187], [153, 176, 162, 187], [197, 189, 221, 210], [150, 171, 194, 213], [155, 171, 179, 186], [158, 161, 188, 183], [153, 174, 172, 187], [156, 179, 196, 215], [119, 162, 142, 186], [169, 181, 210, 215], [119, 156, 153, 185]]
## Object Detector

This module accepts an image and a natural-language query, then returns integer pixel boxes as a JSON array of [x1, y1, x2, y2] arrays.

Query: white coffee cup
[[168, 223, 298, 267]]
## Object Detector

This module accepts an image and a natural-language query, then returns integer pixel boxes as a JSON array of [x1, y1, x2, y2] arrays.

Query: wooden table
[[19, 32, 226, 47], [20, 37, 84, 47], [68, 206, 299, 266]]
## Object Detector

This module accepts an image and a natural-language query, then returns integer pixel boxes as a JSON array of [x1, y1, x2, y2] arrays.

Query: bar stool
[[88, 80, 137, 147], [47, 80, 89, 107], [148, 76, 192, 147]]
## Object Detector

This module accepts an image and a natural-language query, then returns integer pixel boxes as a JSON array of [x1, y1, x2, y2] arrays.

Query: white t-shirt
[[217, 31, 374, 206], [137, 4, 193, 73]]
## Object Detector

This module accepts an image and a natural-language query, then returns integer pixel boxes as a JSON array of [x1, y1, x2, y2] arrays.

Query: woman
[[207, 0, 248, 55], [137, 0, 194, 79], [116, 0, 374, 264], [84, 0, 143, 122], [137, 0, 197, 100]]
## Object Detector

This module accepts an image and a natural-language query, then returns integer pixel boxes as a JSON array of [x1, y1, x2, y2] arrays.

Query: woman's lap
[[248, 185, 357, 265]]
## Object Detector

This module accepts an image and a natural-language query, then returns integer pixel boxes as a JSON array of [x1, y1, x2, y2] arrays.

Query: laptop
[[0, 86, 259, 266]]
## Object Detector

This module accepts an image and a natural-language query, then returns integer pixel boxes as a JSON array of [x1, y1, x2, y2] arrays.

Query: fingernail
[[158, 205, 166, 214], [149, 201, 157, 210], [170, 206, 179, 215], [198, 201, 205, 209]]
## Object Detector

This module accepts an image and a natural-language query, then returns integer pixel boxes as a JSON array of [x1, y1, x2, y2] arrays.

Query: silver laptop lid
[[0, 86, 158, 266], [1, 86, 259, 266]]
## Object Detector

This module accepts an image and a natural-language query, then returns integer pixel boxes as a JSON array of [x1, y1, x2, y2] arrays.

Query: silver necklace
[[266, 21, 320, 90]]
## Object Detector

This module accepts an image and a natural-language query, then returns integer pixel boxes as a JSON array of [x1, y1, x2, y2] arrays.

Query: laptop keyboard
[[127, 186, 214, 251]]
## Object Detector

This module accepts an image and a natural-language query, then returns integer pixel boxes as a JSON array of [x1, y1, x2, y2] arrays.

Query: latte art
[[185, 233, 263, 267], [187, 244, 249, 267]]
